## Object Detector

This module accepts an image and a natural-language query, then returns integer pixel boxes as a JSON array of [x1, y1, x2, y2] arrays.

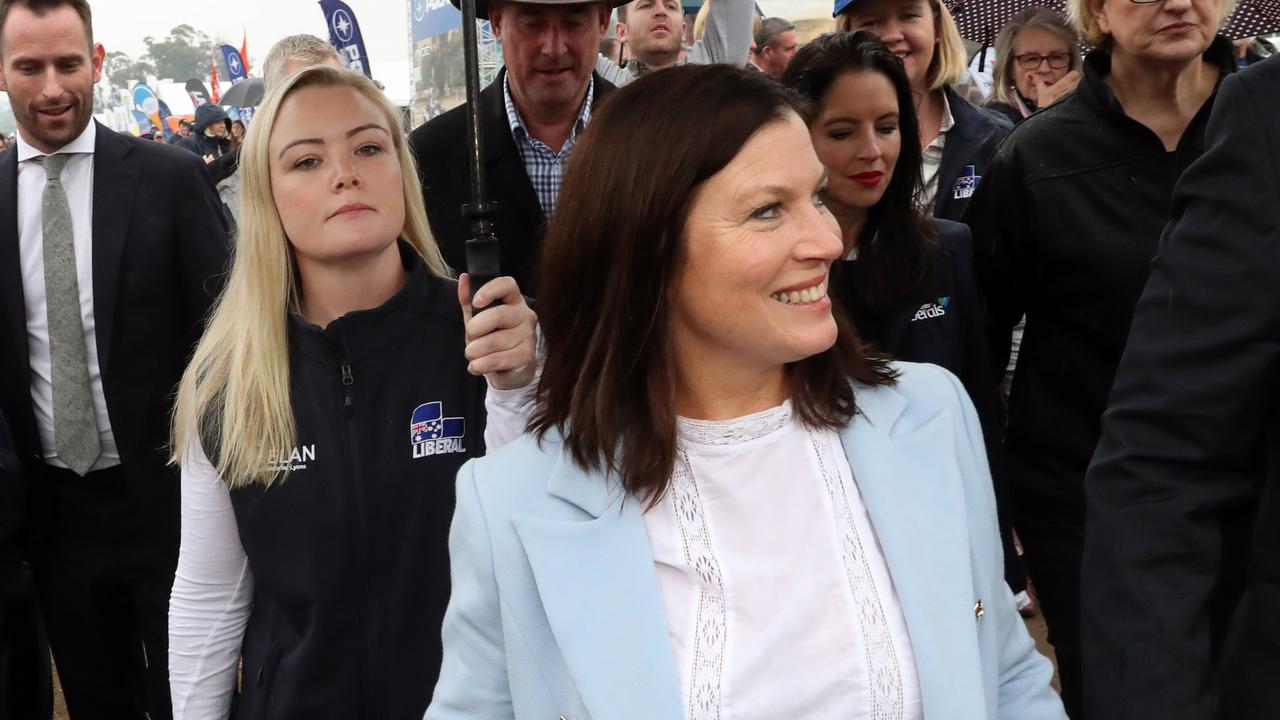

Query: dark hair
[[0, 0, 93, 51], [755, 17, 796, 50], [531, 64, 895, 506], [783, 31, 936, 312]]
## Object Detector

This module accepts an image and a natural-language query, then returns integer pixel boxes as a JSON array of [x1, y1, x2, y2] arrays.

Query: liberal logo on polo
[[410, 401, 466, 459]]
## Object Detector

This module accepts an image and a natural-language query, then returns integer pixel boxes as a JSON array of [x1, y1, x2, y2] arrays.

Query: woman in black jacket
[[166, 66, 538, 719], [963, 0, 1238, 712], [783, 31, 1028, 608], [834, 0, 1012, 222]]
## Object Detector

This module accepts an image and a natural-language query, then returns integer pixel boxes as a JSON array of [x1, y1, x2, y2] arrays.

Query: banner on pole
[[131, 84, 163, 136], [219, 44, 249, 83], [319, 0, 373, 78], [412, 0, 462, 42]]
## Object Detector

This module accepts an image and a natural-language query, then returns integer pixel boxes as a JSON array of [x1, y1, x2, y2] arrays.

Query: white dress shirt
[[643, 403, 924, 719], [16, 122, 120, 471]]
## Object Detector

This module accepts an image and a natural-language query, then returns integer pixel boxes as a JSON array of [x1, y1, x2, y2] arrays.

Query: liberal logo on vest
[[912, 297, 951, 322], [953, 166, 981, 200], [410, 401, 467, 459]]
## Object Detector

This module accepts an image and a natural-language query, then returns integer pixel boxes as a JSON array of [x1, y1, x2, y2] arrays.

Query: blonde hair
[[992, 6, 1082, 105], [171, 65, 450, 488], [835, 0, 968, 90], [1068, 0, 1237, 46], [262, 34, 342, 90]]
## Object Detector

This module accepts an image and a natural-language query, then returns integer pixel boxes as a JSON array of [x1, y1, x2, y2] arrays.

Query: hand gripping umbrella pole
[[461, 0, 502, 314]]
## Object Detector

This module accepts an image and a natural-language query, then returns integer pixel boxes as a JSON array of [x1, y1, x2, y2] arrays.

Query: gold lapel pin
[[974, 599, 985, 620]]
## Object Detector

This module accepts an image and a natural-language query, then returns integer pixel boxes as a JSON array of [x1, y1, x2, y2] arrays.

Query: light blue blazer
[[426, 362, 1067, 719]]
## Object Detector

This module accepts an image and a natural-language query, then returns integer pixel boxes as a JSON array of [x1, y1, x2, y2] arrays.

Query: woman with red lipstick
[[963, 0, 1238, 714], [834, 0, 1013, 223], [784, 29, 1030, 623]]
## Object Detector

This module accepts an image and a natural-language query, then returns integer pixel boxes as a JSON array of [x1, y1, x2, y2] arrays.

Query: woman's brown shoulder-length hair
[[530, 64, 896, 506]]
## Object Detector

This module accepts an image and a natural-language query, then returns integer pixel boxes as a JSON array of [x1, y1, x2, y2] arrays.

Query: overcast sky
[[90, 0, 826, 68]]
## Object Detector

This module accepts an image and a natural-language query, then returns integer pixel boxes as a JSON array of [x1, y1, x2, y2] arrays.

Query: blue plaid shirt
[[503, 75, 594, 218]]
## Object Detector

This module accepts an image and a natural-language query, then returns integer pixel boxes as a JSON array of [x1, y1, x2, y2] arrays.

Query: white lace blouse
[[642, 403, 924, 720]]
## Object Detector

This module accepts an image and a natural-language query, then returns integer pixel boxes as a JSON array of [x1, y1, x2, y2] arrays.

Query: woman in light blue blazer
[[427, 65, 1066, 720]]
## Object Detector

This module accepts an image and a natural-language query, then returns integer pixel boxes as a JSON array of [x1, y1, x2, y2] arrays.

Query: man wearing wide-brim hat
[[409, 0, 629, 296]]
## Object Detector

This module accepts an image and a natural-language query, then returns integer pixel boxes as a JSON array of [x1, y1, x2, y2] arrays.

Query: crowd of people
[[0, 0, 1277, 718]]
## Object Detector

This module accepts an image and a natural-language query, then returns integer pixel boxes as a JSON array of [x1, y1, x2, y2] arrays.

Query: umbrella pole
[[460, 0, 501, 314]]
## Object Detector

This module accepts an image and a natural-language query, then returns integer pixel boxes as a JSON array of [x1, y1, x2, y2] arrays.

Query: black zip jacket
[[932, 86, 1013, 223], [836, 218, 1025, 594], [965, 37, 1236, 521], [228, 246, 487, 719]]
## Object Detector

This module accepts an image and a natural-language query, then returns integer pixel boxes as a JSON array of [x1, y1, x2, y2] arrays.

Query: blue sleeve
[[426, 460, 515, 719], [941, 368, 1067, 719]]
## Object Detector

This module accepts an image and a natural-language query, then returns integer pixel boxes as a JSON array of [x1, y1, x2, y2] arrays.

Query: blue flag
[[157, 98, 175, 137], [319, 0, 372, 78], [219, 44, 249, 83]]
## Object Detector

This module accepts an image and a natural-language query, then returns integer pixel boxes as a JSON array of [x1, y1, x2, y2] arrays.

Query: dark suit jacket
[[1081, 56, 1280, 720], [933, 87, 1012, 223], [408, 69, 615, 294], [0, 122, 231, 547]]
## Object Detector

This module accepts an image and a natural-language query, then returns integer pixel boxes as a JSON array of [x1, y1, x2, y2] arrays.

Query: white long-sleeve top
[[167, 383, 533, 719], [642, 403, 925, 719]]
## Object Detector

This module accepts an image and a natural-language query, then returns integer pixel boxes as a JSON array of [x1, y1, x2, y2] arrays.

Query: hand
[[457, 273, 538, 391], [1036, 71, 1080, 109], [202, 154, 216, 165]]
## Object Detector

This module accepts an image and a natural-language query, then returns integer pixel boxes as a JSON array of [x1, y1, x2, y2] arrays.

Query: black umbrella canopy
[[219, 78, 265, 108], [1222, 0, 1280, 38], [946, 0, 1280, 44], [946, 0, 1064, 45]]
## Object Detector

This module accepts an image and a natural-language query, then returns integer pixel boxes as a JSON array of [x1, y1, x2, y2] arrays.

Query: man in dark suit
[[0, 1, 231, 717], [0, 406, 50, 720], [409, 0, 624, 294], [1082, 55, 1280, 720]]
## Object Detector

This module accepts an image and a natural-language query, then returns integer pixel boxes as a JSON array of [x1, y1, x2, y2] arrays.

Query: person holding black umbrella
[[167, 64, 537, 718], [409, 0, 627, 294], [963, 0, 1238, 714]]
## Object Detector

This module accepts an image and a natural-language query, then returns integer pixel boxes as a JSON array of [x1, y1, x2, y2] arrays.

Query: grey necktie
[[39, 153, 100, 476]]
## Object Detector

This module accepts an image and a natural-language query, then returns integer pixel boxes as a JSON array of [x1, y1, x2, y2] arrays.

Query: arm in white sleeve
[[484, 324, 542, 452], [485, 382, 534, 453], [687, 0, 754, 66], [169, 439, 254, 720], [594, 53, 634, 87]]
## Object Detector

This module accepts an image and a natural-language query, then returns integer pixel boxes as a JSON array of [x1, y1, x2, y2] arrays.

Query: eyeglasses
[[1015, 52, 1072, 70]]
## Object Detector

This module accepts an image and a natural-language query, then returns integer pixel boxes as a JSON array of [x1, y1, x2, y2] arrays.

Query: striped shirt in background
[[919, 93, 955, 212]]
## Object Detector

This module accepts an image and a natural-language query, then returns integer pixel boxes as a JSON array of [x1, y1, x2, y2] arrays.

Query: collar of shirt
[[17, 119, 97, 163], [503, 74, 594, 152], [922, 92, 955, 162]]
